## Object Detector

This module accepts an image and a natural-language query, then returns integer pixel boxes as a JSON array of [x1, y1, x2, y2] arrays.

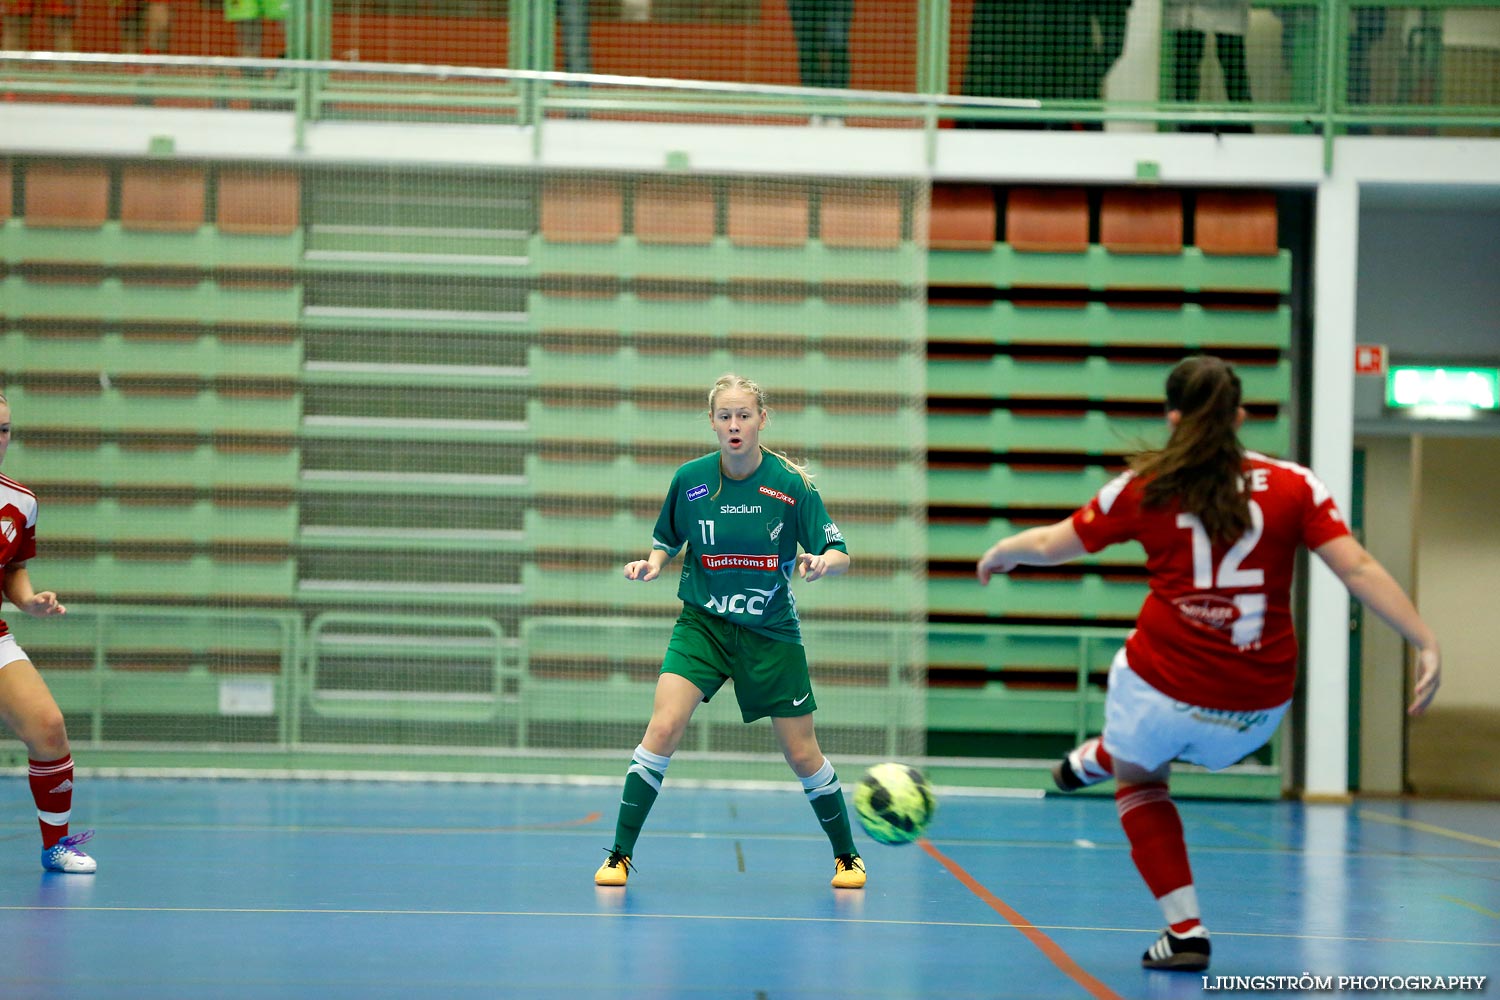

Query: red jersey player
[[976, 356, 1439, 973], [0, 391, 97, 874]]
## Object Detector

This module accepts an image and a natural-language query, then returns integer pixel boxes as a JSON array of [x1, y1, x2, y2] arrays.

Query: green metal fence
[[1, 0, 1496, 145], [13, 603, 1276, 794]]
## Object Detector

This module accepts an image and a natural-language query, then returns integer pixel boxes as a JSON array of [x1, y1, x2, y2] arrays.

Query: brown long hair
[[1130, 356, 1249, 546]]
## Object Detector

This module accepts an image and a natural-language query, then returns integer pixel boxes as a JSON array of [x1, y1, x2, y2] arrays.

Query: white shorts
[[1101, 648, 1289, 771], [0, 633, 29, 669]]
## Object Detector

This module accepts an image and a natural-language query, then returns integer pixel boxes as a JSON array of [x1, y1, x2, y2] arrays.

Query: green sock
[[612, 744, 670, 856], [802, 757, 857, 857]]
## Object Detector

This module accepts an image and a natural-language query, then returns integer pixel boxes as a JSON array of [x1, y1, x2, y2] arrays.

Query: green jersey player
[[594, 373, 863, 890]]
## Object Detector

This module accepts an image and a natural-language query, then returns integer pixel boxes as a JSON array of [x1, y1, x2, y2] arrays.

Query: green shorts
[[662, 604, 817, 723], [225, 0, 287, 22]]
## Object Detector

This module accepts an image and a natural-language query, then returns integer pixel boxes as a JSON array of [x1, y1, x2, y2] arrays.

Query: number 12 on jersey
[[1177, 502, 1267, 650]]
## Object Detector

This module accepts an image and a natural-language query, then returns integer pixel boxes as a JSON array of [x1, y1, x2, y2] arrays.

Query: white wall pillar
[[1304, 173, 1360, 798]]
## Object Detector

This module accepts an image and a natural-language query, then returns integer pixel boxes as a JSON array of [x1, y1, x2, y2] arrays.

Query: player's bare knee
[[783, 746, 823, 776], [643, 719, 685, 756], [22, 709, 69, 759]]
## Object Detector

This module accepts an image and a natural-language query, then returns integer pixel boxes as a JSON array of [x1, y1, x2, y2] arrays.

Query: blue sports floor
[[0, 776, 1495, 1000]]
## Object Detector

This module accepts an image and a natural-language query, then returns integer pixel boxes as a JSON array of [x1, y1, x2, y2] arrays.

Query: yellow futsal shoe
[[831, 853, 866, 889], [594, 848, 633, 887]]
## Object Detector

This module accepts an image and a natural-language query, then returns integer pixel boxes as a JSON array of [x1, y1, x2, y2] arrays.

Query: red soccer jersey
[[0, 474, 40, 641], [1071, 451, 1351, 711]]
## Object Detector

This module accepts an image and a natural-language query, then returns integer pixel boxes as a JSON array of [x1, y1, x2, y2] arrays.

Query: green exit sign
[[1386, 366, 1499, 410]]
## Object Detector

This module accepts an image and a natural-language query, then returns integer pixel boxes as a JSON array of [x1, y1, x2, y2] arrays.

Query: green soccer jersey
[[651, 451, 848, 643]]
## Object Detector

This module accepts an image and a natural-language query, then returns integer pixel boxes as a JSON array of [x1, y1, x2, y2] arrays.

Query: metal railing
[[8, 603, 1281, 794], [0, 1, 1495, 154]]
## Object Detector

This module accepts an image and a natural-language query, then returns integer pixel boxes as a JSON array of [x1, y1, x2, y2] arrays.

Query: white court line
[[5, 818, 1493, 863], [39, 766, 1043, 798], [0, 905, 1492, 949]]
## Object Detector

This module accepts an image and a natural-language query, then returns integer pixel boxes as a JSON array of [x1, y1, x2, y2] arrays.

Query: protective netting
[[1, 2, 1494, 131], [1338, 4, 1500, 128], [0, 156, 929, 771], [952, 1, 1500, 131]]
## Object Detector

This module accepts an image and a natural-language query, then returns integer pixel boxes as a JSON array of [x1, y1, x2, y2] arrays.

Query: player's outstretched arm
[[976, 518, 1087, 585], [624, 547, 672, 582], [797, 548, 848, 582], [1314, 534, 1440, 716], [1, 566, 67, 618]]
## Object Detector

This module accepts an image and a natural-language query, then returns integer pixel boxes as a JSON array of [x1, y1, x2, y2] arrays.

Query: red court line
[[920, 839, 1125, 1000], [498, 811, 603, 832]]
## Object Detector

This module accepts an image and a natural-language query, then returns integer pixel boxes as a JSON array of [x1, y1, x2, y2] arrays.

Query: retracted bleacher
[[922, 183, 1291, 792], [2, 157, 1295, 793]]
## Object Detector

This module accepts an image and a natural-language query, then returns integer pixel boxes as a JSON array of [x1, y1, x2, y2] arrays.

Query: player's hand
[[623, 560, 658, 582], [21, 592, 66, 617], [976, 543, 1019, 586], [796, 553, 828, 582], [1406, 646, 1440, 716]]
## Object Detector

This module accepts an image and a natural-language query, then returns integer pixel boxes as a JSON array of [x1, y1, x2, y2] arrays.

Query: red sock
[[29, 756, 75, 848], [1116, 781, 1201, 933], [1092, 739, 1114, 774]]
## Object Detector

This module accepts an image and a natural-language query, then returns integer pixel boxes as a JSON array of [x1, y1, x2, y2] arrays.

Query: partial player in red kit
[[0, 391, 97, 874], [976, 356, 1439, 972]]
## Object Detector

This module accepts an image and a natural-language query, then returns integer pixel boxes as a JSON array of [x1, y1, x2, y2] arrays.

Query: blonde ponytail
[[762, 446, 816, 491]]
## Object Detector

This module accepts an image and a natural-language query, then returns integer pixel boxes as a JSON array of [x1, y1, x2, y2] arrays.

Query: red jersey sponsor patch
[[700, 553, 781, 571], [758, 486, 796, 505], [1173, 593, 1240, 632]]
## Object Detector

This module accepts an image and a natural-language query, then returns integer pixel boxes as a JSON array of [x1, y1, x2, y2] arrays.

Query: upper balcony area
[[1, 0, 1497, 175]]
